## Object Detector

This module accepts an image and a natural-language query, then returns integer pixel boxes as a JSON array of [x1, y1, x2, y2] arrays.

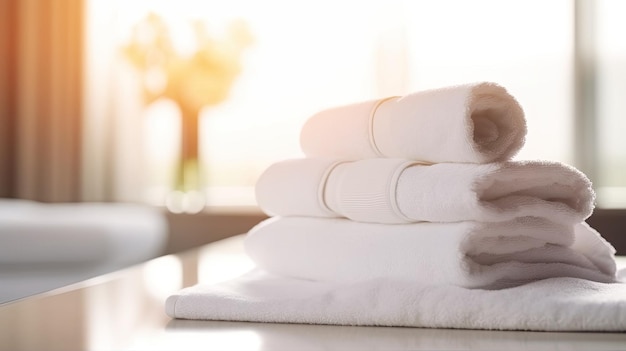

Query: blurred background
[[0, 0, 625, 275]]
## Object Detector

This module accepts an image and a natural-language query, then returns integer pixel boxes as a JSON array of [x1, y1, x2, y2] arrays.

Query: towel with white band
[[255, 158, 595, 225], [300, 82, 526, 164]]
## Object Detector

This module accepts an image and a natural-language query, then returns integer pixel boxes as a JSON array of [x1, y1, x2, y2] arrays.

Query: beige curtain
[[0, 0, 83, 202]]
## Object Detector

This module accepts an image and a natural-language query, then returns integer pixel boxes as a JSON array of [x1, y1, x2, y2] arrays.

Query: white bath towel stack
[[166, 82, 626, 331]]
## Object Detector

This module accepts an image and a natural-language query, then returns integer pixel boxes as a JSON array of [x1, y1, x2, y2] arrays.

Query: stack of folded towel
[[166, 82, 626, 331]]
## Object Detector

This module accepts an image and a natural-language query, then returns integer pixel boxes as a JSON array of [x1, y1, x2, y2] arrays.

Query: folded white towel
[[256, 158, 595, 225], [166, 269, 626, 331], [300, 82, 526, 163], [245, 217, 616, 289]]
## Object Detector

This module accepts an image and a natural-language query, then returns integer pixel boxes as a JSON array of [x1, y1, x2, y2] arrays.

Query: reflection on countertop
[[165, 319, 626, 351]]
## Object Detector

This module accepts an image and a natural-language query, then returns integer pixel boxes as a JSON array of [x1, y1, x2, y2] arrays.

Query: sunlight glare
[[142, 255, 183, 301], [129, 330, 262, 351]]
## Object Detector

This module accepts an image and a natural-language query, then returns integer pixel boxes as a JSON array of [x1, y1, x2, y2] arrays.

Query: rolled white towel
[[255, 158, 595, 225], [300, 82, 526, 163], [244, 217, 616, 289]]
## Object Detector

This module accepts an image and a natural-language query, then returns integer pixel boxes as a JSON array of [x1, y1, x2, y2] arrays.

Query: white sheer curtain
[[83, 0, 146, 202], [595, 0, 626, 206]]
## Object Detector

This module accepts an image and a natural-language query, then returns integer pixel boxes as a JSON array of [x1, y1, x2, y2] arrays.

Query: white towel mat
[[300, 82, 526, 163], [165, 268, 626, 332], [256, 158, 595, 225]]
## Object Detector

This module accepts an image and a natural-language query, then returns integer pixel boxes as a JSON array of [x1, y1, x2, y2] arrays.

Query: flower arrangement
[[123, 13, 253, 195]]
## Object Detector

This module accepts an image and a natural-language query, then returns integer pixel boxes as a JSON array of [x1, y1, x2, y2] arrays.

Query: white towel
[[300, 82, 526, 163], [256, 158, 595, 225], [244, 217, 616, 289], [166, 268, 626, 331]]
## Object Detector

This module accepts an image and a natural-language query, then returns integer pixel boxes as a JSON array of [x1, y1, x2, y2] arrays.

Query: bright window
[[596, 0, 626, 206], [84, 0, 625, 209]]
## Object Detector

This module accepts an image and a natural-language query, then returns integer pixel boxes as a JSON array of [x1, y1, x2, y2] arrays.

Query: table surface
[[1, 235, 625, 351]]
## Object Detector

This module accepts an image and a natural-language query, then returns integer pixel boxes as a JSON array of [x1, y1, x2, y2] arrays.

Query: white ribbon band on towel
[[317, 160, 349, 216], [325, 159, 418, 223], [255, 158, 347, 218], [368, 96, 399, 157]]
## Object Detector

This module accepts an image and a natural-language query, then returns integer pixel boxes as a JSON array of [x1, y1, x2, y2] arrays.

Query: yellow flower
[[122, 13, 253, 113]]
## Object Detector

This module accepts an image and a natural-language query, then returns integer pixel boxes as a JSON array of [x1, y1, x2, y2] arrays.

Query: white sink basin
[[0, 199, 168, 303]]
